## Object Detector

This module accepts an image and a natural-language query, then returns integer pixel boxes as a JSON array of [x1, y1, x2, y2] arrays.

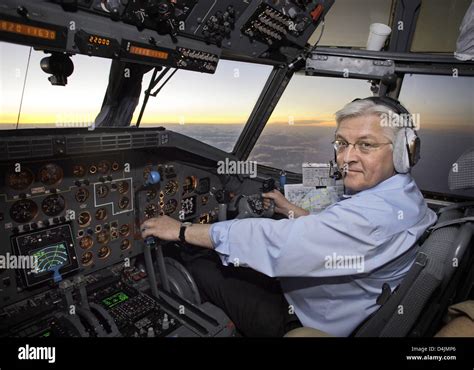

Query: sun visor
[[95, 60, 153, 127]]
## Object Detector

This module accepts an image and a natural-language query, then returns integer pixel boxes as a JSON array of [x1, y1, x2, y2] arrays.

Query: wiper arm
[[136, 67, 178, 128]]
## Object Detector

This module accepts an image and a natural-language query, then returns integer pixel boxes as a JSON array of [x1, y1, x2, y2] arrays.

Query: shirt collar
[[351, 174, 411, 197]]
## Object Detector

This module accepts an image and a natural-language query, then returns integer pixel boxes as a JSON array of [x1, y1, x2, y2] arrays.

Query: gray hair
[[335, 99, 403, 143]]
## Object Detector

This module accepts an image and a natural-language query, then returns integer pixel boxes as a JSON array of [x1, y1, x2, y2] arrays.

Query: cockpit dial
[[164, 180, 179, 195], [119, 224, 130, 237], [95, 208, 107, 221], [96, 184, 109, 198], [96, 230, 110, 244], [117, 181, 129, 194], [6, 168, 34, 190], [73, 164, 86, 178], [41, 194, 66, 217], [118, 196, 130, 209], [78, 211, 91, 227], [97, 160, 111, 174], [144, 203, 159, 219], [163, 199, 178, 215], [183, 176, 197, 194], [75, 188, 89, 203], [146, 188, 157, 201], [10, 199, 38, 223], [98, 246, 111, 259], [81, 251, 93, 266], [79, 235, 93, 249], [38, 163, 63, 186]]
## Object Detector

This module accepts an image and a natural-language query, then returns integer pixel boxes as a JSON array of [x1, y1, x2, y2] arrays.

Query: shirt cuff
[[209, 220, 238, 266]]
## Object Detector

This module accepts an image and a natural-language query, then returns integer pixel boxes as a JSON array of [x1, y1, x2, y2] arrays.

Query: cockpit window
[[308, 0, 393, 48], [398, 74, 473, 197], [0, 43, 112, 129], [1, 44, 273, 155], [134, 60, 273, 153], [248, 75, 373, 173], [411, 0, 471, 53]]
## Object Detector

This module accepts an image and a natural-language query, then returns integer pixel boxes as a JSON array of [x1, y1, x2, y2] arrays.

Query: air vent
[[1, 138, 53, 160], [66, 136, 101, 154], [32, 139, 54, 157], [0, 142, 6, 159], [131, 132, 160, 148], [67, 132, 161, 154], [0, 129, 166, 161], [101, 134, 133, 151]]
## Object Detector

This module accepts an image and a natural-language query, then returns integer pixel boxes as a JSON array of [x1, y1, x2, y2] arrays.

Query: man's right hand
[[262, 190, 309, 218]]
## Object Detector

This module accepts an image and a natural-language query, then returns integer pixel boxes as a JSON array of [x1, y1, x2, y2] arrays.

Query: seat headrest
[[448, 147, 474, 190]]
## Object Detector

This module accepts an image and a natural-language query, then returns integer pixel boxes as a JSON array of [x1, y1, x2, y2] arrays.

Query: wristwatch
[[179, 222, 192, 243]]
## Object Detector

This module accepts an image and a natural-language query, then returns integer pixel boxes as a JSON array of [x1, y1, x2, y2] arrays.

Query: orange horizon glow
[[0, 112, 338, 126], [1, 115, 472, 131], [0, 120, 337, 126], [2, 114, 471, 132], [2, 44, 471, 133]]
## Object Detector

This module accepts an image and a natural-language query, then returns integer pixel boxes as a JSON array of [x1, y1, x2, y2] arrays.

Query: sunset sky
[[0, 42, 472, 132], [1, 0, 472, 129]]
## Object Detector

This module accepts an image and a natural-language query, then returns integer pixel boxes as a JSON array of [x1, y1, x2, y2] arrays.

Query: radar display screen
[[12, 224, 79, 287], [30, 242, 68, 279]]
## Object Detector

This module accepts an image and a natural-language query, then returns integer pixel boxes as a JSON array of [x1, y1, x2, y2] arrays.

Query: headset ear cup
[[393, 128, 419, 173], [393, 129, 410, 173], [406, 129, 420, 167]]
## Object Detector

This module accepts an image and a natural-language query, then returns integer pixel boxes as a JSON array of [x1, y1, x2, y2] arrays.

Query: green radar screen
[[31, 242, 68, 283], [13, 224, 79, 287]]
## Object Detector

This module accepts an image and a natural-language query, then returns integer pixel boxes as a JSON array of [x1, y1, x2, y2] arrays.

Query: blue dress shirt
[[209, 174, 437, 336]]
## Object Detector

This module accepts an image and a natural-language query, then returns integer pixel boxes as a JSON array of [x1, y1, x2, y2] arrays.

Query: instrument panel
[[0, 149, 221, 308], [0, 0, 333, 72]]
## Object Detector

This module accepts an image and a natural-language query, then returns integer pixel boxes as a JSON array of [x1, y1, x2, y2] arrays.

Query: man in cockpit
[[141, 97, 437, 337]]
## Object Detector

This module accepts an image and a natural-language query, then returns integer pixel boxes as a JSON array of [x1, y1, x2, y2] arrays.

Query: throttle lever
[[143, 236, 171, 297]]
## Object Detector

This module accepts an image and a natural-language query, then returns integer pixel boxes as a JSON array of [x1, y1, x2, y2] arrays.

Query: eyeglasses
[[332, 139, 392, 154]]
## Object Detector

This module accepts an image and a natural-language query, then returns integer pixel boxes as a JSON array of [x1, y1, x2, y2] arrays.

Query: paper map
[[284, 184, 343, 213]]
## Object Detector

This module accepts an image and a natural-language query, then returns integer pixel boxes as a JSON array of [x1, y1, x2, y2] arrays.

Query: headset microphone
[[342, 163, 349, 176], [329, 160, 342, 180]]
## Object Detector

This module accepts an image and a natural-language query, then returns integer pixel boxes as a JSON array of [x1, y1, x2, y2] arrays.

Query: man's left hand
[[141, 216, 181, 241]]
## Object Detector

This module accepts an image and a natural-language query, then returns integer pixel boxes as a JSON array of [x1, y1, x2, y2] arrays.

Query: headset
[[347, 96, 420, 174]]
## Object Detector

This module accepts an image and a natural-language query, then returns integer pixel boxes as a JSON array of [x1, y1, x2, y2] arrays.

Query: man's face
[[335, 115, 395, 193]]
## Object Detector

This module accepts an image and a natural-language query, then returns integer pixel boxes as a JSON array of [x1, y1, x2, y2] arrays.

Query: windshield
[[134, 59, 273, 152], [1, 42, 111, 129], [1, 43, 273, 153], [398, 74, 474, 197]]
